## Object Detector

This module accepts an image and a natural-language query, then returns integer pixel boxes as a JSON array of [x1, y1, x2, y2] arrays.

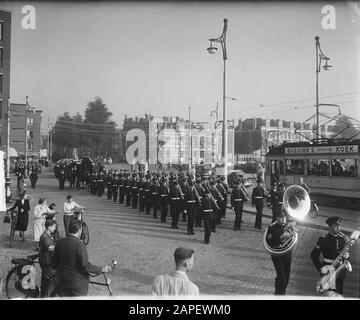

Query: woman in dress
[[33, 198, 57, 251], [10, 192, 30, 241]]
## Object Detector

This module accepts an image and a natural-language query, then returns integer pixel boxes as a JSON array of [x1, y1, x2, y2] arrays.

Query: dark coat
[[50, 234, 102, 291], [11, 199, 30, 231]]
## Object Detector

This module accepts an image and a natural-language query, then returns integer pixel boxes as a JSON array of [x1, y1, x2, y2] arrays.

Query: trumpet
[[263, 184, 310, 256]]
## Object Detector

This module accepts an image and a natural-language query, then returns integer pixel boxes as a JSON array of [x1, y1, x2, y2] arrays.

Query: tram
[[265, 140, 360, 210]]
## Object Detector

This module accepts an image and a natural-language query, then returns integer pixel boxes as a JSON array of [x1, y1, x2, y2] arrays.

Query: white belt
[[119, 185, 124, 187], [323, 258, 334, 263], [161, 195, 167, 197], [234, 199, 243, 201], [152, 193, 158, 195], [125, 186, 130, 188], [203, 209, 212, 212], [145, 189, 150, 191], [255, 197, 263, 199], [132, 187, 137, 189], [139, 188, 143, 190], [187, 200, 196, 203], [172, 198, 180, 200]]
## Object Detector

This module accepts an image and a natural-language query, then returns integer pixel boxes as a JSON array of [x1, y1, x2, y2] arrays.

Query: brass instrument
[[263, 185, 311, 256], [315, 230, 359, 293]]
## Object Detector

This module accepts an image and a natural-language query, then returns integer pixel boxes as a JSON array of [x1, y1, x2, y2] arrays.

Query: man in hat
[[150, 177, 160, 218], [151, 247, 199, 296], [201, 187, 220, 244], [266, 208, 294, 295], [269, 183, 284, 223], [231, 179, 249, 231], [251, 178, 269, 229], [169, 179, 184, 229], [310, 216, 349, 296], [158, 178, 169, 222]]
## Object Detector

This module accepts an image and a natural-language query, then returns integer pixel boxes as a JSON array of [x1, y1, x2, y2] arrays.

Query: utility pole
[[189, 106, 192, 173], [5, 97, 11, 202], [24, 96, 29, 178]]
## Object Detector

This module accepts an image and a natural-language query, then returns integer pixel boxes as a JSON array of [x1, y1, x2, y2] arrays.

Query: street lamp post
[[5, 97, 11, 202], [315, 36, 332, 140], [24, 96, 29, 178], [188, 106, 192, 173], [207, 18, 228, 182]]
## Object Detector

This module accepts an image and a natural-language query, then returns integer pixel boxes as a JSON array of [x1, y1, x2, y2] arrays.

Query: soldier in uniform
[[125, 173, 132, 207], [30, 170, 38, 189], [158, 177, 169, 222], [118, 170, 125, 204], [216, 177, 227, 224], [97, 171, 105, 197], [59, 169, 66, 190], [220, 176, 230, 219], [251, 178, 269, 229], [231, 179, 248, 231], [209, 179, 223, 229], [106, 170, 113, 200], [131, 173, 139, 209], [266, 209, 293, 295], [179, 177, 187, 222], [112, 172, 119, 203], [268, 183, 283, 222], [169, 179, 184, 229], [183, 178, 201, 235], [144, 174, 152, 215], [150, 177, 160, 218], [201, 187, 220, 244], [194, 176, 205, 228], [138, 174, 146, 212], [310, 216, 349, 296]]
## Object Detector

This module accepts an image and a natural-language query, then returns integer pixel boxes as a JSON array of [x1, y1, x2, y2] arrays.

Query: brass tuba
[[263, 185, 311, 256]]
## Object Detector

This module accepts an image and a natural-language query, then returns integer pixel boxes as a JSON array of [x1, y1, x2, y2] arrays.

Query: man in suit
[[50, 220, 112, 297]]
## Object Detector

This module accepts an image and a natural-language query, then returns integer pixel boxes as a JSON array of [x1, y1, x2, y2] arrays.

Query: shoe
[[191, 231, 195, 235]]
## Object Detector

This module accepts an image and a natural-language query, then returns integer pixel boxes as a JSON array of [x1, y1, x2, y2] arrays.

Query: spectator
[[63, 195, 85, 237], [151, 247, 199, 296], [39, 219, 57, 297], [33, 198, 57, 251], [10, 192, 30, 241], [50, 220, 112, 297]]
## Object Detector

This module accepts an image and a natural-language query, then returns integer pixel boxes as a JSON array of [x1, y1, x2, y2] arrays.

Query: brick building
[[0, 10, 11, 147]]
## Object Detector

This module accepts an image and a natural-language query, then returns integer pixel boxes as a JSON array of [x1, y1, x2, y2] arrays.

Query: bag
[[3, 211, 10, 223]]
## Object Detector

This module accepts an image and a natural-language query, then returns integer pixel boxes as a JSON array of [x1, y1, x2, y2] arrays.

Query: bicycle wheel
[[5, 267, 33, 299], [81, 222, 90, 245]]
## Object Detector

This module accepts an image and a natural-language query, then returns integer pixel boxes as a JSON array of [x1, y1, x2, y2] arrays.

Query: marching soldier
[[97, 171, 105, 197], [183, 178, 201, 235], [269, 183, 283, 222], [169, 179, 184, 229], [30, 170, 38, 189], [144, 174, 152, 215], [131, 173, 139, 209], [150, 177, 159, 218], [216, 177, 227, 224], [138, 174, 146, 212], [119, 170, 125, 204], [231, 179, 249, 231], [202, 187, 220, 244], [252, 178, 269, 229], [266, 209, 293, 295], [194, 176, 205, 228], [220, 176, 230, 219], [125, 173, 132, 207], [106, 170, 113, 200], [210, 179, 223, 229], [179, 177, 187, 222], [158, 177, 169, 222], [112, 172, 119, 203], [58, 169, 66, 190], [310, 216, 349, 296]]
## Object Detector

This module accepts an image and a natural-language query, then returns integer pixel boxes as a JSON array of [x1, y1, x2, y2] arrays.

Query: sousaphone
[[263, 185, 311, 256]]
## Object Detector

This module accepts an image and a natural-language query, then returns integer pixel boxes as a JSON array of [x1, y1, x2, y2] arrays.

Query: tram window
[[307, 159, 330, 176], [270, 160, 283, 175], [285, 159, 304, 175], [331, 159, 358, 177]]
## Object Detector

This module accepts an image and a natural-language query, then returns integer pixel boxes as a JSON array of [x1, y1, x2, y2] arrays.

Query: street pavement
[[0, 167, 359, 299]]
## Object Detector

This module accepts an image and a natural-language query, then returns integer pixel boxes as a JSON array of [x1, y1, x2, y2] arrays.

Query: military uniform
[[59, 170, 66, 190], [144, 176, 152, 215], [125, 176, 132, 207], [169, 181, 184, 229], [310, 216, 348, 295], [252, 181, 268, 229], [118, 174, 125, 204], [231, 181, 248, 230], [179, 178, 187, 222], [201, 190, 220, 244], [210, 181, 223, 229], [97, 172, 105, 197], [106, 172, 113, 200], [269, 184, 284, 222], [131, 175, 139, 209], [158, 179, 169, 222], [194, 179, 205, 228], [216, 179, 227, 224], [266, 211, 292, 295], [184, 181, 200, 235], [112, 175, 119, 202]]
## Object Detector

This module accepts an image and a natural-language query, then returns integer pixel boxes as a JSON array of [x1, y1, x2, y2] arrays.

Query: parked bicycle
[[5, 253, 56, 299], [73, 208, 89, 245]]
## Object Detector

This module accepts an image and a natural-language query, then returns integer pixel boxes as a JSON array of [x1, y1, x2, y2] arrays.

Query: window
[[0, 48, 3, 68], [271, 160, 284, 175], [286, 159, 304, 175], [0, 74, 2, 93], [0, 100, 2, 119], [0, 22, 3, 41], [331, 159, 358, 177], [29, 130, 34, 138], [307, 159, 331, 176], [27, 117, 34, 125], [27, 141, 33, 150]]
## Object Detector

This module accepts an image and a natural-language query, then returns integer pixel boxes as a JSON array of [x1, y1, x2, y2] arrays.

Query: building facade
[[10, 103, 42, 157], [122, 114, 234, 166], [0, 10, 11, 147], [235, 117, 336, 163]]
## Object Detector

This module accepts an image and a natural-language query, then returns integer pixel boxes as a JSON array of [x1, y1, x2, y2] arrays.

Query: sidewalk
[[238, 202, 360, 234]]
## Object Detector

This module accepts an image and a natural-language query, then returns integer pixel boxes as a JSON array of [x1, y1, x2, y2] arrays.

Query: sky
[[1, 1, 360, 134]]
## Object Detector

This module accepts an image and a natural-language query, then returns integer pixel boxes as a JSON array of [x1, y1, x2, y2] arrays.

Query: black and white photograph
[[0, 0, 359, 305]]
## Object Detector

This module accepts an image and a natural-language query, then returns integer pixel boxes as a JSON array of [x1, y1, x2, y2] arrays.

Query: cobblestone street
[[1, 168, 359, 299]]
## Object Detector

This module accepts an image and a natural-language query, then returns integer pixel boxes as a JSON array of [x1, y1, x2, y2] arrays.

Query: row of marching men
[[84, 169, 284, 244]]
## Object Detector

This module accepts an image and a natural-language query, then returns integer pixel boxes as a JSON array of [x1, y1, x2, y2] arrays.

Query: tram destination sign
[[285, 145, 359, 155]]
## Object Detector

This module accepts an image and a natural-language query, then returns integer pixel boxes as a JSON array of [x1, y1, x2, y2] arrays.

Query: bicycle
[[73, 208, 90, 245], [5, 253, 56, 299], [52, 260, 118, 297], [309, 199, 320, 218]]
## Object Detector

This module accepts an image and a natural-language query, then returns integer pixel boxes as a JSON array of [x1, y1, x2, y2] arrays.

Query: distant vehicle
[[226, 169, 254, 188]]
